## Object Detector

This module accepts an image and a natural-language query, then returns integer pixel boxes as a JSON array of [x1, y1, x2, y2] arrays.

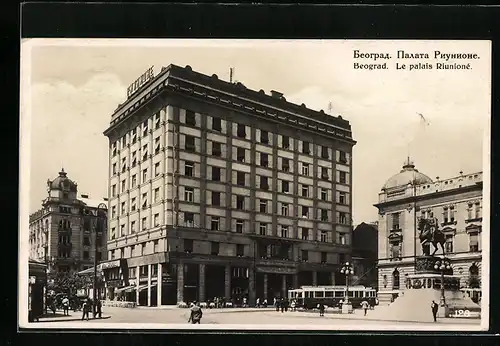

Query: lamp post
[[434, 258, 451, 307], [340, 261, 354, 312], [94, 203, 107, 303]]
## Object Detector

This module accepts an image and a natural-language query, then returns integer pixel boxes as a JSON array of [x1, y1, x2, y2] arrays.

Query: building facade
[[374, 159, 483, 304], [352, 222, 378, 289], [102, 64, 356, 306], [28, 169, 108, 274]]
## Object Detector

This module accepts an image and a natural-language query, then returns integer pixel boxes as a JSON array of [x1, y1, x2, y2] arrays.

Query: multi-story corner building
[[28, 169, 108, 273], [102, 64, 356, 307], [374, 159, 483, 304], [352, 222, 378, 289]]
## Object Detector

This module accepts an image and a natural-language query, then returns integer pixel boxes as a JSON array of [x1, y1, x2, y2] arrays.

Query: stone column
[[147, 264, 152, 306], [248, 267, 256, 306], [177, 263, 184, 303], [312, 271, 318, 286], [157, 263, 163, 306], [224, 265, 231, 300], [281, 274, 287, 298], [330, 271, 336, 286], [293, 274, 298, 289], [135, 267, 140, 305], [199, 264, 206, 302], [263, 273, 268, 299]]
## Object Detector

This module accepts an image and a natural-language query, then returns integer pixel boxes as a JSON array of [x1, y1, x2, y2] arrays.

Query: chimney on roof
[[270, 90, 283, 99], [81, 194, 89, 199]]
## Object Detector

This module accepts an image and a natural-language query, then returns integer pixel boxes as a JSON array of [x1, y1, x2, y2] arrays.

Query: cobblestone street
[[35, 307, 482, 330]]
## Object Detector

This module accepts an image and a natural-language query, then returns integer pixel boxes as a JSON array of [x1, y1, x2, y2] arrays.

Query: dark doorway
[[206, 265, 225, 301], [298, 271, 313, 287], [317, 271, 331, 285], [183, 263, 199, 303], [267, 273, 283, 299]]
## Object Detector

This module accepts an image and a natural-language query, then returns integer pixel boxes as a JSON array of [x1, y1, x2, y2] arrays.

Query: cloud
[[29, 73, 124, 212], [26, 41, 489, 223]]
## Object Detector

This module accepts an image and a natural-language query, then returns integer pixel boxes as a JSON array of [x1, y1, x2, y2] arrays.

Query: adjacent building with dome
[[29, 169, 109, 274], [374, 158, 483, 304]]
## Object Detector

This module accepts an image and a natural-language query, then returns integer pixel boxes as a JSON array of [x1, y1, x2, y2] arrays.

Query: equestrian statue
[[418, 217, 446, 256]]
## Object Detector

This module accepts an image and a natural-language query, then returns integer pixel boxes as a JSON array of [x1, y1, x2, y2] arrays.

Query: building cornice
[[373, 182, 482, 210], [104, 65, 355, 145]]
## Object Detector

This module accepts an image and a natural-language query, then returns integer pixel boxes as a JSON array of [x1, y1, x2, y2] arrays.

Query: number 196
[[453, 309, 470, 317]]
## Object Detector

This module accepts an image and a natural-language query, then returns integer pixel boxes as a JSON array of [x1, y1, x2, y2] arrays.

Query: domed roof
[[47, 168, 78, 192], [382, 158, 433, 190]]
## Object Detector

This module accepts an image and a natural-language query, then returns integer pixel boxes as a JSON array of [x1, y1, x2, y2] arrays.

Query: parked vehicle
[[288, 285, 377, 309]]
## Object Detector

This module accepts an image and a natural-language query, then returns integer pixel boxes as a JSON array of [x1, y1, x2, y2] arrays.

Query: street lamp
[[340, 261, 354, 305], [94, 203, 107, 303], [434, 258, 451, 307]]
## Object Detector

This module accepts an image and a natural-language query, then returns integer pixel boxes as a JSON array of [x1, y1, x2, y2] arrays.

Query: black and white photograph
[[19, 39, 491, 331]]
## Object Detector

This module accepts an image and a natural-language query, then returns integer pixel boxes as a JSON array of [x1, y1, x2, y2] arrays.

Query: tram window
[[315, 291, 324, 298], [325, 291, 334, 298], [305, 291, 311, 298], [335, 291, 343, 298], [348, 291, 354, 297]]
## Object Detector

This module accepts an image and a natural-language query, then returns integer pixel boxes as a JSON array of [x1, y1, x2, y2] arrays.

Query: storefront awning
[[77, 266, 103, 275], [115, 286, 135, 294], [137, 283, 157, 292]]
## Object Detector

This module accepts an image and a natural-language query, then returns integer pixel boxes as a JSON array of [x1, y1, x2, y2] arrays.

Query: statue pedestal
[[341, 302, 353, 314], [370, 256, 480, 322]]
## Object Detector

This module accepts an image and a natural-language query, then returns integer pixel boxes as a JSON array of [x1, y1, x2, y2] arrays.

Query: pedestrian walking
[[361, 300, 369, 316], [62, 296, 70, 316], [81, 299, 90, 321], [280, 298, 285, 313], [95, 299, 102, 319], [188, 301, 203, 324], [319, 303, 325, 316], [290, 299, 296, 312], [256, 297, 260, 308], [431, 300, 439, 322]]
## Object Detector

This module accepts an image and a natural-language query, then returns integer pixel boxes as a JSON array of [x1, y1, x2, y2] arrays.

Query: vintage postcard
[[19, 39, 491, 331]]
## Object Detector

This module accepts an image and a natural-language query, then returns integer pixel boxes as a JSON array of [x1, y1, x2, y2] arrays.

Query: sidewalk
[[280, 309, 481, 325], [35, 310, 111, 323], [134, 305, 277, 313]]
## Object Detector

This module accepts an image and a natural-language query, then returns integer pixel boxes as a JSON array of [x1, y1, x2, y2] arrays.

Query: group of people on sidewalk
[[81, 298, 103, 321]]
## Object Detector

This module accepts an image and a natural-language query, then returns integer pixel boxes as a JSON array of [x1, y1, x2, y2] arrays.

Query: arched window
[[468, 263, 480, 288], [469, 263, 479, 276], [392, 269, 400, 290]]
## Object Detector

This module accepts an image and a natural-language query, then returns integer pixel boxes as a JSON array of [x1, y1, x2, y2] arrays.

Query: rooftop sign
[[127, 66, 154, 98]]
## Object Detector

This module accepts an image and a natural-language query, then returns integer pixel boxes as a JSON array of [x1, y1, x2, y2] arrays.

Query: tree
[[47, 269, 104, 295]]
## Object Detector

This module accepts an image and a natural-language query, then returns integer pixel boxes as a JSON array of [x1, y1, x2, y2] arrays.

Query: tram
[[288, 285, 377, 309]]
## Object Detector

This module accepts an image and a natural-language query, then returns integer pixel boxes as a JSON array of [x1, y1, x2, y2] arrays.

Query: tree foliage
[[47, 269, 104, 294]]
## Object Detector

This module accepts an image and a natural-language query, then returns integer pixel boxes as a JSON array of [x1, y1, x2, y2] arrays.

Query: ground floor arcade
[[103, 256, 345, 307]]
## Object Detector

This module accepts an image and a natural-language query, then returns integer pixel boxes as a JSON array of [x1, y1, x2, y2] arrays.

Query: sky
[[21, 39, 491, 223]]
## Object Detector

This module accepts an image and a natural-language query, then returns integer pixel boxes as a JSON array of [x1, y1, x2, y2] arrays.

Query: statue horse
[[418, 217, 445, 256]]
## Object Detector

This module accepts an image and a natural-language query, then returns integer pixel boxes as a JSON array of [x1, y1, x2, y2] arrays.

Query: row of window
[[390, 202, 482, 230], [110, 212, 349, 243], [111, 110, 350, 161], [111, 164, 349, 202], [389, 230, 481, 259]]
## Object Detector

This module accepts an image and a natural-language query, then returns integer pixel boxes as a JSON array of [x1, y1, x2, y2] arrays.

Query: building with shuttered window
[[374, 158, 483, 304], [102, 64, 356, 306]]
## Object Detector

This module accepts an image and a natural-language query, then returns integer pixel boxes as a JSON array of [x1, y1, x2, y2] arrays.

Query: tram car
[[288, 285, 377, 309]]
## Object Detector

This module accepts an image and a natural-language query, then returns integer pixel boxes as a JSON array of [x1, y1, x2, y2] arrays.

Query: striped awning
[[137, 283, 157, 292], [115, 286, 135, 294], [77, 266, 102, 275]]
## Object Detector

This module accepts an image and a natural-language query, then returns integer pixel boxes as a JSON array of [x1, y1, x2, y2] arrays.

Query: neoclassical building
[[374, 159, 483, 304], [101, 64, 356, 306], [29, 169, 108, 274]]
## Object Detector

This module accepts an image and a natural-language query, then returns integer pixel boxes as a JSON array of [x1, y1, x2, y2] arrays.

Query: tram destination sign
[[127, 66, 154, 98]]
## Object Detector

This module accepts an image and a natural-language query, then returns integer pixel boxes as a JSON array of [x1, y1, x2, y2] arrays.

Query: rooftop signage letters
[[127, 66, 154, 98]]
